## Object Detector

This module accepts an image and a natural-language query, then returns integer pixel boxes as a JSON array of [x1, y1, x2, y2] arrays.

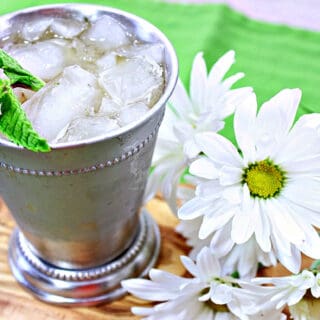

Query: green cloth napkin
[[1, 0, 320, 143]]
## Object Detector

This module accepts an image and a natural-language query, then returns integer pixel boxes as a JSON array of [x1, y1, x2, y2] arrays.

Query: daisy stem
[[310, 260, 320, 271]]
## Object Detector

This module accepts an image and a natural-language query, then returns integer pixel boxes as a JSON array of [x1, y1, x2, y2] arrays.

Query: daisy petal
[[196, 180, 223, 198], [311, 273, 320, 298], [256, 88, 302, 159], [210, 283, 232, 304], [289, 112, 320, 133], [291, 270, 315, 288], [172, 121, 194, 144], [286, 289, 306, 306], [157, 105, 179, 143], [275, 126, 320, 164], [197, 247, 221, 280], [168, 78, 193, 121], [190, 157, 218, 179], [284, 154, 320, 174], [254, 200, 271, 252], [180, 255, 199, 278], [266, 198, 305, 245], [258, 88, 301, 138], [149, 269, 189, 288], [177, 185, 195, 203], [282, 177, 320, 212], [278, 244, 301, 274], [268, 209, 292, 258], [287, 201, 320, 229], [208, 50, 235, 85], [293, 220, 320, 259], [210, 223, 234, 257], [190, 52, 207, 112], [234, 93, 257, 164], [184, 138, 201, 159], [121, 278, 178, 301], [223, 72, 244, 89], [152, 138, 181, 164], [231, 212, 255, 244], [231, 185, 255, 244], [195, 132, 243, 167], [220, 86, 252, 117], [237, 245, 260, 278], [222, 185, 242, 204], [199, 207, 235, 239], [178, 197, 212, 220], [218, 87, 253, 120], [143, 166, 163, 203], [161, 165, 181, 199], [219, 165, 242, 186]]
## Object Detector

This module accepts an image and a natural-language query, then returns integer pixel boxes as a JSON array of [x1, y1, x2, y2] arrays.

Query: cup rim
[[0, 3, 179, 151]]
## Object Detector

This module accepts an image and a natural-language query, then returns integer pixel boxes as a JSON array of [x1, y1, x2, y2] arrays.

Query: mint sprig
[[0, 49, 50, 152], [0, 49, 45, 90], [0, 79, 50, 152]]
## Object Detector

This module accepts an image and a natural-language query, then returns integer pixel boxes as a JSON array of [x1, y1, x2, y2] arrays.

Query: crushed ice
[[0, 14, 165, 144]]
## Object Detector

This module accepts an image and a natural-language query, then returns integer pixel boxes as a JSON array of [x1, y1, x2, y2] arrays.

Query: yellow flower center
[[242, 159, 286, 199]]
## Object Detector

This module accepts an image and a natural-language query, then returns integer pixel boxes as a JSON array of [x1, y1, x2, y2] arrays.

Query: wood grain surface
[[0, 196, 313, 319]]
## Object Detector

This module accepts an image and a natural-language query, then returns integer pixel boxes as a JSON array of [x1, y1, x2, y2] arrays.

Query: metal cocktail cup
[[0, 4, 178, 306]]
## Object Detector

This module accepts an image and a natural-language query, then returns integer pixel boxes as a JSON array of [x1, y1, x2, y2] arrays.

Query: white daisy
[[286, 263, 320, 320], [176, 181, 276, 278], [144, 50, 252, 213], [179, 89, 320, 273], [253, 270, 318, 309], [122, 247, 285, 320], [252, 268, 320, 320]]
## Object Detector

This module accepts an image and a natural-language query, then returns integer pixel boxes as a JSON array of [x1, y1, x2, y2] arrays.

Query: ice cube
[[21, 17, 53, 41], [117, 43, 165, 64], [98, 97, 121, 118], [70, 38, 104, 72], [118, 102, 149, 126], [50, 18, 86, 39], [82, 15, 130, 51], [55, 115, 120, 143], [8, 39, 71, 81], [98, 57, 164, 106], [96, 52, 117, 71], [23, 65, 103, 142]]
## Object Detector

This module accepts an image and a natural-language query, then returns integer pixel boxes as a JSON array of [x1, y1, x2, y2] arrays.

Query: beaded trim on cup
[[0, 115, 163, 176], [17, 213, 148, 281]]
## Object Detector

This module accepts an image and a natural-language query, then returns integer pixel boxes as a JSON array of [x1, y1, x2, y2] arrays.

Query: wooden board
[[0, 196, 313, 319]]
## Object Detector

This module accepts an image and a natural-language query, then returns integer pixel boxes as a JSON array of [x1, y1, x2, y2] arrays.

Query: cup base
[[8, 209, 161, 306]]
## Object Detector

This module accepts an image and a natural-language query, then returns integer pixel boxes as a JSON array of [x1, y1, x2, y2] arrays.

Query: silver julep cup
[[0, 4, 178, 306]]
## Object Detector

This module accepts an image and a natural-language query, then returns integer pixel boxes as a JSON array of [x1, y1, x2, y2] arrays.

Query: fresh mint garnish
[[0, 49, 50, 152], [0, 49, 45, 90]]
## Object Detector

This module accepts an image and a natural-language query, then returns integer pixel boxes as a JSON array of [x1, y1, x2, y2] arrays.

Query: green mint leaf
[[0, 49, 45, 90], [0, 79, 50, 152]]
